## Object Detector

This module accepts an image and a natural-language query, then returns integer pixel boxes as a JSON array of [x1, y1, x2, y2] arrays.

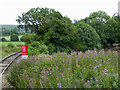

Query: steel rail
[[0, 51, 21, 63], [0, 52, 22, 77]]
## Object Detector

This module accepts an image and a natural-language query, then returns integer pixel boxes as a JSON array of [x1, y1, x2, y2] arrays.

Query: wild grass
[[1, 42, 25, 58], [2, 42, 25, 47]]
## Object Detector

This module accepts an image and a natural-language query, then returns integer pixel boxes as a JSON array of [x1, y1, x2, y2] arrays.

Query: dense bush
[[47, 43, 56, 55], [33, 34, 41, 41], [47, 43, 73, 55], [74, 21, 102, 49], [8, 43, 14, 48], [28, 41, 49, 56], [10, 34, 19, 41], [72, 42, 88, 52], [6, 50, 119, 88], [1, 38, 7, 41], [69, 34, 88, 52], [20, 34, 34, 44]]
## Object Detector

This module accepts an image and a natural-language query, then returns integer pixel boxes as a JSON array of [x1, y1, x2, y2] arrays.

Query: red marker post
[[22, 46, 28, 59]]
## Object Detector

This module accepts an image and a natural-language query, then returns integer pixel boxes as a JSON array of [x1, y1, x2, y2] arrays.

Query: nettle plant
[[6, 49, 119, 88]]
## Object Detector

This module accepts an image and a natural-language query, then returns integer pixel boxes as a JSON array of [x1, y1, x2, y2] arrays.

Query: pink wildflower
[[29, 78, 33, 82], [104, 68, 108, 72], [53, 67, 54, 71], [74, 85, 77, 88], [90, 77, 92, 80], [46, 71, 48, 73], [67, 68, 70, 70], [60, 83, 62, 88], [56, 66, 58, 69], [57, 83, 62, 88], [116, 73, 119, 77], [29, 83, 33, 88], [104, 72, 108, 75], [96, 80, 98, 83], [113, 82, 117, 87], [84, 83, 87, 86], [87, 80, 90, 83], [41, 76, 44, 78]]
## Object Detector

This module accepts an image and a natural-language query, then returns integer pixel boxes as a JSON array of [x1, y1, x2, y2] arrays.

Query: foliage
[[104, 15, 119, 46], [16, 7, 62, 40], [10, 34, 19, 41], [6, 50, 119, 88], [2, 42, 25, 47], [28, 41, 49, 56], [16, 8, 119, 52], [81, 11, 119, 48], [110, 13, 120, 43], [1, 38, 7, 41], [7, 43, 14, 48], [1, 42, 25, 58], [1, 25, 25, 36], [68, 32, 88, 52], [33, 34, 41, 41], [0, 35, 23, 41], [74, 21, 102, 49], [20, 33, 34, 44], [44, 16, 84, 53], [47, 43, 56, 55]]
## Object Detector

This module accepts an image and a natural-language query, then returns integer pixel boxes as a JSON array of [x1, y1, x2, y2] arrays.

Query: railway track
[[0, 51, 22, 77]]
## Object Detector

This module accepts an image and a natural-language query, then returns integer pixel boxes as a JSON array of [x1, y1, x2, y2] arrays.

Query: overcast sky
[[0, 0, 119, 25]]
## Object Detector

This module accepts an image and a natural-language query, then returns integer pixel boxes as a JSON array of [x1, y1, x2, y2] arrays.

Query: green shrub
[[28, 41, 49, 56], [74, 21, 102, 49], [34, 35, 41, 41], [72, 42, 88, 52], [48, 43, 56, 55], [20, 34, 34, 44], [48, 43, 73, 55], [10, 34, 19, 41], [56, 45, 72, 53], [16, 44, 23, 47], [1, 38, 7, 41], [8, 43, 14, 48]]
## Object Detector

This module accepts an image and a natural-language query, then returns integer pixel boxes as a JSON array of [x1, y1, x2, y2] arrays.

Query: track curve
[[0, 52, 22, 77]]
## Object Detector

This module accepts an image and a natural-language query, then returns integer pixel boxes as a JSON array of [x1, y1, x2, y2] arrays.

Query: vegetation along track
[[0, 51, 22, 76]]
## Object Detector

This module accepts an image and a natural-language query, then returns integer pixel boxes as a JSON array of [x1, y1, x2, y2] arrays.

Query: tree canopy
[[74, 21, 102, 49], [16, 8, 119, 53], [16, 7, 62, 40], [81, 11, 119, 48]]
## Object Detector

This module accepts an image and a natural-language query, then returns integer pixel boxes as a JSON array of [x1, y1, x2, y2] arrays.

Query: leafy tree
[[44, 16, 79, 52], [112, 13, 120, 43], [74, 21, 102, 49], [104, 13, 119, 47], [16, 7, 62, 40], [82, 11, 111, 48], [10, 34, 19, 41]]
